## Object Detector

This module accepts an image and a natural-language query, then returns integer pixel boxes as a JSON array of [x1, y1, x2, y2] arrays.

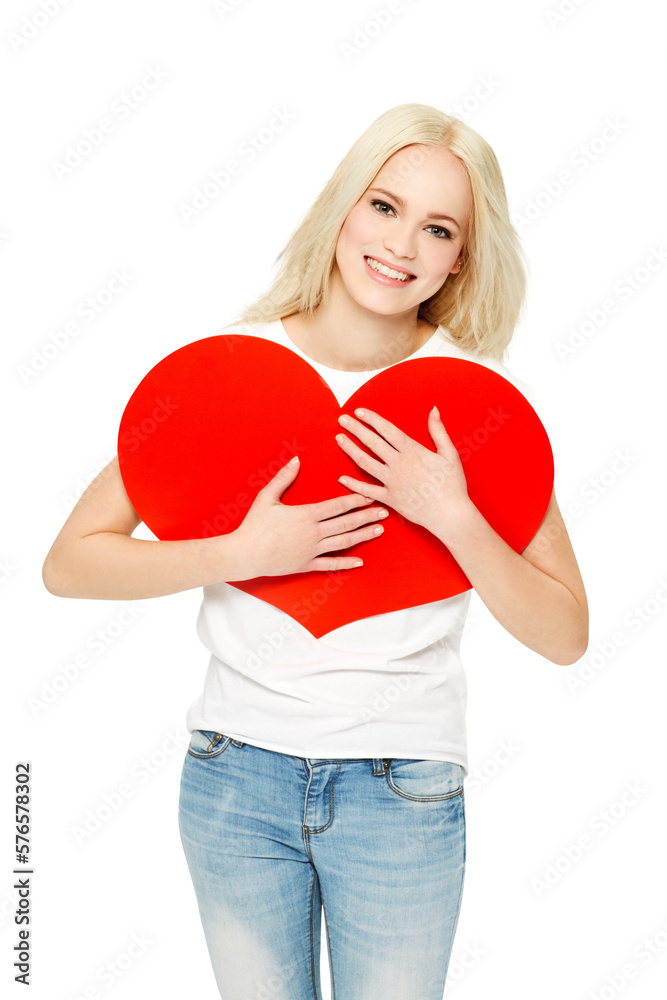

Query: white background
[[2, 0, 666, 997]]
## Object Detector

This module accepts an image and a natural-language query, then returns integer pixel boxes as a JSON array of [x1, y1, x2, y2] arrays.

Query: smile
[[364, 256, 416, 282]]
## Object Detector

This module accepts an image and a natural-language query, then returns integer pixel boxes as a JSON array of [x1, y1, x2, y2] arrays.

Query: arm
[[335, 406, 589, 666], [42, 454, 388, 601], [42, 456, 250, 600], [429, 488, 588, 665]]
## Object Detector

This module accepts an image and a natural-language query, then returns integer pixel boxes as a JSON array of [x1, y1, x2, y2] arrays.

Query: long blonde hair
[[226, 103, 527, 363]]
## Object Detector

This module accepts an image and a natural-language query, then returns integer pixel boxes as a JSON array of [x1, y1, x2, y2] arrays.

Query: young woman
[[43, 103, 589, 999]]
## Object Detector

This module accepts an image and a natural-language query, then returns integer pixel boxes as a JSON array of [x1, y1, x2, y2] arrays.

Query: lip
[[365, 254, 416, 277], [364, 255, 417, 287]]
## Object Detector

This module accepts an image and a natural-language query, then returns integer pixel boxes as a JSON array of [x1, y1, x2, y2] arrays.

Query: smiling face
[[333, 143, 472, 320]]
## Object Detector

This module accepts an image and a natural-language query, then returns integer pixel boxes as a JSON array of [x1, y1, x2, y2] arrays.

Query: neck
[[283, 281, 436, 373]]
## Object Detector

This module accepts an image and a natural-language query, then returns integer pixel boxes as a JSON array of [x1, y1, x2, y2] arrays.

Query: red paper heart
[[117, 334, 553, 637]]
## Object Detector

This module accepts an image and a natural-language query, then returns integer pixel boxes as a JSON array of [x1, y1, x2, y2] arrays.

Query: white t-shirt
[[185, 319, 536, 776]]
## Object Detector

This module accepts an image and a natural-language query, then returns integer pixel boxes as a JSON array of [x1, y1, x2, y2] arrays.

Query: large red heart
[[117, 334, 553, 637]]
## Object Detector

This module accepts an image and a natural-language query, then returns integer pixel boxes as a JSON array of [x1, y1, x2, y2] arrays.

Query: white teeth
[[366, 256, 413, 281]]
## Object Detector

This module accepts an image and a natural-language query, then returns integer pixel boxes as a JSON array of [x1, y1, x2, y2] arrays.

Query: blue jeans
[[178, 729, 466, 999]]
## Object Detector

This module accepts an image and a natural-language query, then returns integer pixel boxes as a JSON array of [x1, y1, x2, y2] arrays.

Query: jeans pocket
[[186, 729, 231, 759], [385, 759, 465, 802]]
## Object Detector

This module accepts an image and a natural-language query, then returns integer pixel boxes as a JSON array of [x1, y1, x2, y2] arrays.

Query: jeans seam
[[323, 898, 335, 1000], [445, 796, 467, 982], [303, 764, 341, 834], [309, 870, 322, 1000], [384, 773, 464, 802]]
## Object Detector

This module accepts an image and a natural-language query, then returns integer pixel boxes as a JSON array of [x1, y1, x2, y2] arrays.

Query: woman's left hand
[[335, 406, 472, 536]]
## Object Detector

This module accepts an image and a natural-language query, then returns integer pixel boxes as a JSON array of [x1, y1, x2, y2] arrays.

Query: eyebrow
[[368, 187, 461, 229]]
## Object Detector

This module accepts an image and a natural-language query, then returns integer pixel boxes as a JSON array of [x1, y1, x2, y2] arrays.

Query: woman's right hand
[[229, 455, 389, 580]]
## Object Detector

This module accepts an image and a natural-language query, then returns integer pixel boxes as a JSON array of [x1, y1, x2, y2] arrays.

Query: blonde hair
[[227, 103, 527, 363]]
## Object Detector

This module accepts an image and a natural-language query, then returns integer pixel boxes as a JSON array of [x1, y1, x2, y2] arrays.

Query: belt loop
[[372, 757, 389, 775]]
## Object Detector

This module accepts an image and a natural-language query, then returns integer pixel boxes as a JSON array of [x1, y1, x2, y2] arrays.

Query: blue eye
[[426, 225, 454, 241], [370, 200, 453, 240]]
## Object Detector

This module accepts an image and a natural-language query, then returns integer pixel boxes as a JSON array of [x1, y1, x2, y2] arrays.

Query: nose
[[383, 224, 417, 263]]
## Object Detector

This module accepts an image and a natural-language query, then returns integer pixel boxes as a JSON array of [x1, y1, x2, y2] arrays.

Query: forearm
[[432, 501, 588, 665], [42, 530, 247, 601]]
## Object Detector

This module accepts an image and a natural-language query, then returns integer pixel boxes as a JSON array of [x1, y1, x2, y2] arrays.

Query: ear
[[451, 252, 465, 274]]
